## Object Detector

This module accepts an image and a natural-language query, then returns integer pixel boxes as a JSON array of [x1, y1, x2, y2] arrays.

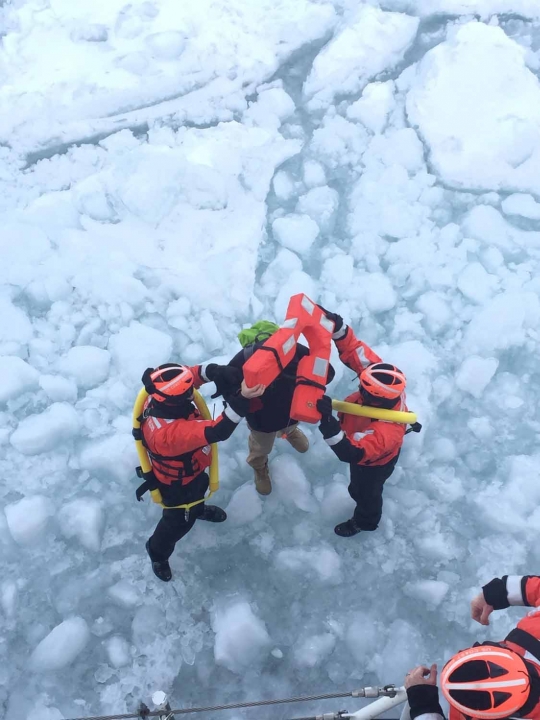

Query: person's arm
[[334, 326, 382, 375], [152, 393, 250, 453], [473, 575, 540, 626], [405, 665, 445, 720], [316, 396, 364, 463], [190, 362, 243, 396], [316, 396, 403, 465], [318, 307, 381, 375]]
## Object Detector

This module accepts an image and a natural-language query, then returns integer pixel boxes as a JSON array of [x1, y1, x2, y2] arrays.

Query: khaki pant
[[246, 426, 297, 470]]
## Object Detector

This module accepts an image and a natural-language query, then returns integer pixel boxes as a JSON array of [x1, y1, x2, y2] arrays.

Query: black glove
[[223, 391, 251, 418], [316, 395, 341, 439], [135, 467, 159, 501], [317, 395, 333, 418], [318, 305, 344, 334], [207, 365, 243, 399]]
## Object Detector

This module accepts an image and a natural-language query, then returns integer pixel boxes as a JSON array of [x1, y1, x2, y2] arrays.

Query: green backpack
[[237, 320, 280, 348]]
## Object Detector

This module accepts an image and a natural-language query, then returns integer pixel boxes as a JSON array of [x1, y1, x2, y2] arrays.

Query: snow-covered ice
[[212, 600, 271, 674], [58, 346, 111, 389], [58, 498, 104, 552], [0, 356, 39, 403], [10, 402, 80, 455], [5, 496, 55, 546], [29, 617, 90, 671], [3, 1, 540, 718], [304, 7, 418, 111], [272, 214, 320, 255], [407, 22, 540, 193]]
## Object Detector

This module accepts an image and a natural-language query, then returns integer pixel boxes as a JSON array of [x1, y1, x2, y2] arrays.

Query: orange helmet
[[441, 646, 530, 719], [360, 363, 406, 400], [143, 364, 194, 403]]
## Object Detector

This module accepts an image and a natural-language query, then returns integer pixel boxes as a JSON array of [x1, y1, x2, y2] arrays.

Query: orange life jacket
[[141, 403, 212, 486], [243, 294, 333, 423], [338, 391, 406, 466]]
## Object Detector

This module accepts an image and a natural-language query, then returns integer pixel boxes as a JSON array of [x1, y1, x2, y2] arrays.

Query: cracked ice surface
[[3, 1, 540, 719]]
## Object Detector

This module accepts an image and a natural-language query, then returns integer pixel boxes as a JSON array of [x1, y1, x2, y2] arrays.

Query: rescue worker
[[225, 321, 334, 496], [138, 362, 258, 582], [315, 307, 408, 537], [404, 574, 540, 720]]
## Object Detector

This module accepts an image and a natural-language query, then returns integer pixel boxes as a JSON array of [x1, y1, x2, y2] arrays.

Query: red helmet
[[360, 363, 406, 400], [441, 646, 530, 720], [143, 364, 194, 403]]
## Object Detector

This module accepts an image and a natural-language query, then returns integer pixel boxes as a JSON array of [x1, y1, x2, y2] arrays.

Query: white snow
[[212, 600, 271, 674], [302, 161, 326, 188], [457, 262, 498, 304], [275, 546, 342, 585], [274, 271, 317, 322], [109, 322, 173, 386], [105, 636, 131, 668], [501, 193, 540, 220], [456, 356, 499, 398], [296, 186, 339, 233], [304, 6, 418, 110], [225, 483, 263, 526], [0, 298, 33, 352], [398, 0, 540, 18], [271, 455, 318, 513], [358, 272, 397, 314], [0, 356, 39, 403], [403, 580, 450, 609], [58, 498, 104, 552], [464, 292, 540, 354], [30, 617, 90, 671], [199, 310, 224, 352], [58, 346, 111, 389], [462, 204, 540, 252], [5, 496, 55, 545], [108, 581, 140, 608], [272, 214, 320, 255], [1, 581, 18, 620], [347, 81, 396, 134], [10, 402, 81, 455], [407, 23, 540, 194], [293, 633, 336, 668], [39, 375, 78, 403]]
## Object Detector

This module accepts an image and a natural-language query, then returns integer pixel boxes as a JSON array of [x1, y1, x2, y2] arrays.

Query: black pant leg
[[149, 509, 198, 562], [348, 454, 399, 531], [148, 473, 208, 562]]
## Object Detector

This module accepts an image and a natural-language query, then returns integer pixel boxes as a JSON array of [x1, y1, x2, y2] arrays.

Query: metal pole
[[344, 689, 408, 720]]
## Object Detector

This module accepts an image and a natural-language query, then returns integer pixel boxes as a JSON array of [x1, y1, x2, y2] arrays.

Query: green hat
[[238, 320, 280, 348]]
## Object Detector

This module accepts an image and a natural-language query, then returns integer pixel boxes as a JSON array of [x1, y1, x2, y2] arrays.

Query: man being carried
[[226, 321, 333, 496]]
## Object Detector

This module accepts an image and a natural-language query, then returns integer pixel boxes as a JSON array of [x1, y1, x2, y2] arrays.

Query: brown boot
[[284, 426, 309, 453], [254, 463, 272, 495]]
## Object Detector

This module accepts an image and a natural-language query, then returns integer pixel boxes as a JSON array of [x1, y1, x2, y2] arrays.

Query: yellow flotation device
[[331, 399, 418, 425], [132, 387, 219, 510]]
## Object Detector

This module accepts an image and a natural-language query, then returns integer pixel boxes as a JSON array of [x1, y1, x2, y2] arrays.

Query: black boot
[[199, 505, 227, 522], [146, 540, 172, 582], [334, 518, 363, 538]]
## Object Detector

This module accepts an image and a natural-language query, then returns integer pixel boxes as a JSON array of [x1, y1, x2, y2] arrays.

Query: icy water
[[2, 1, 540, 719]]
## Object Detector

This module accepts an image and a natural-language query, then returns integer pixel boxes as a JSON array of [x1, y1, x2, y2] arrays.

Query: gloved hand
[[223, 391, 251, 418], [317, 394, 333, 418], [318, 305, 344, 335], [316, 395, 341, 439], [135, 468, 159, 501], [206, 365, 243, 399]]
